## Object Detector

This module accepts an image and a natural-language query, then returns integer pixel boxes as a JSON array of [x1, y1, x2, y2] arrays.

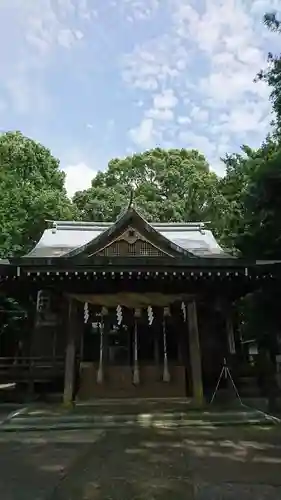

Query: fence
[[0, 356, 65, 384]]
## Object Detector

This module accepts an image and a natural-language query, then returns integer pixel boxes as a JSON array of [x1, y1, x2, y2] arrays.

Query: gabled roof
[[24, 205, 231, 260]]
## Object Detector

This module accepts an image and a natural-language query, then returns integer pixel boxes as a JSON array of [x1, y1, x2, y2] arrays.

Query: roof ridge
[[47, 220, 207, 228]]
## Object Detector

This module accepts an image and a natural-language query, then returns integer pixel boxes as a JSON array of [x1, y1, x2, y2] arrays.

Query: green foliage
[[0, 297, 27, 341], [73, 148, 231, 243], [255, 12, 281, 137], [220, 137, 278, 254], [235, 139, 281, 258], [239, 288, 281, 345], [219, 147, 255, 250], [0, 131, 78, 257]]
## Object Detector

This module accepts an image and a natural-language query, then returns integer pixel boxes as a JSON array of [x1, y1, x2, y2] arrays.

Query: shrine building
[[0, 201, 278, 406]]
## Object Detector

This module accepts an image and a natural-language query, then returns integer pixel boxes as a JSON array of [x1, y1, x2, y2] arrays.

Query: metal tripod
[[210, 357, 242, 405]]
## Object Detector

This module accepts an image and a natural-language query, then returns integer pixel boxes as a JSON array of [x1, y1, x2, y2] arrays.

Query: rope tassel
[[96, 322, 104, 384], [97, 306, 108, 384], [163, 307, 171, 383], [133, 308, 140, 385]]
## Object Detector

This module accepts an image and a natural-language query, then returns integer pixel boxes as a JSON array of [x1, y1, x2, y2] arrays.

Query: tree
[[256, 12, 281, 137], [0, 131, 78, 257], [220, 138, 278, 253], [234, 139, 280, 258], [73, 148, 231, 242], [226, 10, 281, 402], [221, 138, 281, 339], [219, 146, 255, 251]]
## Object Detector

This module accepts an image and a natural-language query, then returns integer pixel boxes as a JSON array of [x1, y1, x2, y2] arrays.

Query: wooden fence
[[0, 356, 65, 384]]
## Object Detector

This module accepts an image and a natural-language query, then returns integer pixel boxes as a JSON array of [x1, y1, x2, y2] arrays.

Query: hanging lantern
[[84, 302, 89, 323], [181, 302, 187, 322], [147, 305, 154, 325], [116, 304, 123, 325]]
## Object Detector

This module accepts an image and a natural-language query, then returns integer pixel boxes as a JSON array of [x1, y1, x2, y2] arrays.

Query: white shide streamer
[[147, 305, 154, 325], [181, 301, 186, 322], [116, 304, 122, 325], [96, 321, 104, 384], [84, 302, 89, 324]]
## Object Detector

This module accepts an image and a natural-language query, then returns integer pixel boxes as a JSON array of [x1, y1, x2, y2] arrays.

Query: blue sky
[[0, 0, 280, 196]]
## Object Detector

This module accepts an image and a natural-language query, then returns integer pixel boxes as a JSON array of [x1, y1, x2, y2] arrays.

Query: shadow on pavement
[[0, 425, 278, 499]]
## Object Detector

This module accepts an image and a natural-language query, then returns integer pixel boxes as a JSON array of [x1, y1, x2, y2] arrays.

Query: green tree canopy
[[73, 147, 231, 242], [220, 138, 278, 253], [234, 138, 280, 258], [0, 131, 78, 257], [256, 12, 281, 137]]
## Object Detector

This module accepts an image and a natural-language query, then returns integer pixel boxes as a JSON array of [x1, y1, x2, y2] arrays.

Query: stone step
[[0, 407, 276, 432]]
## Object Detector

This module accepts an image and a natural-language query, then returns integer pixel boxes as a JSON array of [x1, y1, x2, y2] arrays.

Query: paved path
[[0, 425, 281, 499]]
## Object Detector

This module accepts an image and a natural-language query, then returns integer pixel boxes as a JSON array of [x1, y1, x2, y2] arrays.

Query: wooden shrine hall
[[0, 200, 279, 406]]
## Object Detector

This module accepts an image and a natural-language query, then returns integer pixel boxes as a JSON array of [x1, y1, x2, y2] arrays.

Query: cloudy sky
[[0, 0, 279, 196]]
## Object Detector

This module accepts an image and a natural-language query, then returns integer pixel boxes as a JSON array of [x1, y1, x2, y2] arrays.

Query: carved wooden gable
[[64, 206, 192, 259], [91, 226, 172, 258]]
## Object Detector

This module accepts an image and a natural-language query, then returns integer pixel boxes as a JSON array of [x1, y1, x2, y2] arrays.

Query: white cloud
[[179, 131, 216, 158], [129, 118, 154, 148], [153, 89, 178, 109], [63, 162, 95, 197], [146, 108, 174, 121], [25, 3, 85, 54], [121, 34, 189, 92], [177, 116, 191, 125], [219, 104, 270, 134], [137, 88, 178, 128], [0, 0, 90, 115], [114, 0, 160, 21], [57, 28, 82, 49], [122, 0, 279, 172], [190, 106, 209, 122], [250, 0, 280, 16]]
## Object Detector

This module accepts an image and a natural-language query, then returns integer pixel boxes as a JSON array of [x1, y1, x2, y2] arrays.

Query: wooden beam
[[188, 300, 204, 407]]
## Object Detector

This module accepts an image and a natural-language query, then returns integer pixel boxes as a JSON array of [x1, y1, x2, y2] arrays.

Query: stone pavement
[[0, 425, 281, 499]]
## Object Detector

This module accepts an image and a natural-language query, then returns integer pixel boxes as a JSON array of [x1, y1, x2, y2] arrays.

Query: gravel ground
[[0, 425, 281, 499]]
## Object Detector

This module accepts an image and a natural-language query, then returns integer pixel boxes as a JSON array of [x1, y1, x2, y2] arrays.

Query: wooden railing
[[0, 356, 65, 383]]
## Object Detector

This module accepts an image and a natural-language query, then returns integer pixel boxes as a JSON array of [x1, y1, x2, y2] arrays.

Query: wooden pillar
[[63, 298, 77, 406], [154, 333, 160, 366], [27, 294, 38, 397], [188, 300, 204, 407]]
